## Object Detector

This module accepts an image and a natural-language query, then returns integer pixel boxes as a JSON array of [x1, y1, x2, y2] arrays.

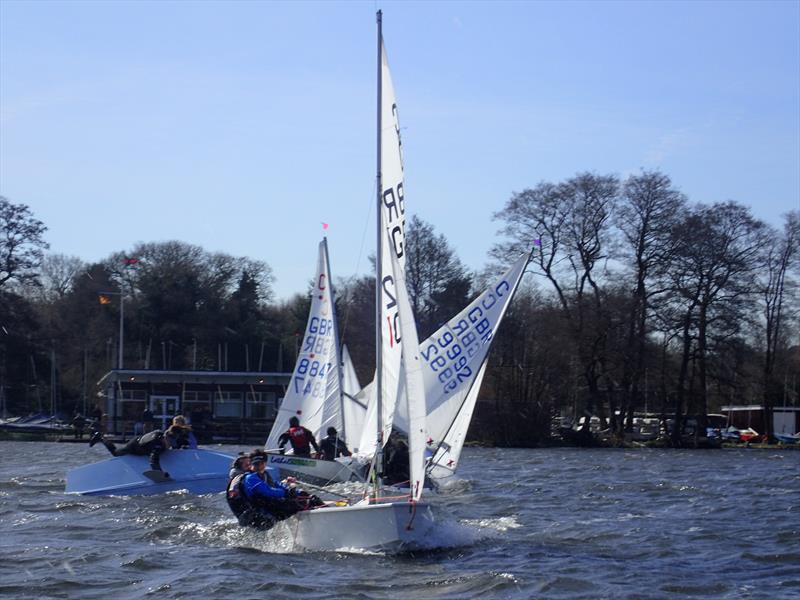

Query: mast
[[374, 9, 384, 482], [324, 236, 346, 441]]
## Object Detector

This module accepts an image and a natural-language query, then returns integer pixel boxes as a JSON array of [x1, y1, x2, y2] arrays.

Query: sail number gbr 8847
[[293, 316, 334, 397]]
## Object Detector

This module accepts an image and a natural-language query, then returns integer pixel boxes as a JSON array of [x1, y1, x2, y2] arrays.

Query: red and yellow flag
[[98, 294, 112, 305]]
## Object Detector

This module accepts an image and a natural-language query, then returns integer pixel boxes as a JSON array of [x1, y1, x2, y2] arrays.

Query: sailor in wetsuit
[[319, 427, 352, 461], [165, 416, 197, 449], [225, 454, 254, 524], [89, 429, 169, 476], [236, 454, 299, 528], [382, 433, 410, 486], [227, 454, 325, 529], [277, 416, 320, 457], [228, 452, 252, 479]]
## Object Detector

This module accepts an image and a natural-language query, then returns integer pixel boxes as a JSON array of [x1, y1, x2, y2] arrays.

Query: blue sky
[[2, 0, 798, 299]]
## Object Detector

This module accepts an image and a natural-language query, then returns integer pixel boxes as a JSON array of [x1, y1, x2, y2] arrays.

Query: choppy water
[[0, 442, 798, 599]]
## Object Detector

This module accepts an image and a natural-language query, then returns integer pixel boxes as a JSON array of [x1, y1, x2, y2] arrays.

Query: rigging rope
[[338, 177, 377, 347]]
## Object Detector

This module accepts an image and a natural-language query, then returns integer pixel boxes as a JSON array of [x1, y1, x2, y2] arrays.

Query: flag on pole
[[321, 222, 329, 230], [123, 257, 139, 266], [98, 294, 112, 305]]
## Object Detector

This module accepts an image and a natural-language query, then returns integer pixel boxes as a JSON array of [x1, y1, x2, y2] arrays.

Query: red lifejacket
[[288, 426, 309, 449]]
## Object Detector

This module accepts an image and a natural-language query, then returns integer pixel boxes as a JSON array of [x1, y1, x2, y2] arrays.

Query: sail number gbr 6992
[[420, 277, 514, 395]]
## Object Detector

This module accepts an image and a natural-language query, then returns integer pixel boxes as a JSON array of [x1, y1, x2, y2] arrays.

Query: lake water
[[0, 442, 798, 599]]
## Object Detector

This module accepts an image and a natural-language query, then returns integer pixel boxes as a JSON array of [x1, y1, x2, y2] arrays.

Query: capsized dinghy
[[65, 448, 233, 496]]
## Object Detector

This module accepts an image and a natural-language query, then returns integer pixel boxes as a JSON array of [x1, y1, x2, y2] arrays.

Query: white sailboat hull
[[65, 448, 232, 496], [265, 452, 366, 485], [289, 501, 435, 552]]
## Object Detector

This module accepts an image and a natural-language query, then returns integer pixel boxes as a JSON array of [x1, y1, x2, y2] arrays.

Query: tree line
[[1, 173, 798, 445]]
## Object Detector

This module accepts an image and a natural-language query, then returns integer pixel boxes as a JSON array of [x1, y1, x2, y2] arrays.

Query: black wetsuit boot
[[102, 439, 119, 456]]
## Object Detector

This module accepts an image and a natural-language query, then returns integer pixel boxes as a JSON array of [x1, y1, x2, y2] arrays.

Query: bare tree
[[760, 210, 799, 438], [665, 202, 765, 445], [36, 253, 86, 302], [615, 171, 686, 430], [493, 172, 619, 434], [0, 197, 49, 289], [404, 215, 470, 338]]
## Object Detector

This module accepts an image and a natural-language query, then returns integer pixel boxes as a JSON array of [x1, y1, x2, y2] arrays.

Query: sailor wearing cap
[[231, 453, 297, 528]]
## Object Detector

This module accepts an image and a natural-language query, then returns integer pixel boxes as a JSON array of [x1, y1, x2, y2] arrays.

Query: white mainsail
[[266, 239, 342, 449], [357, 39, 407, 458], [389, 239, 427, 500]]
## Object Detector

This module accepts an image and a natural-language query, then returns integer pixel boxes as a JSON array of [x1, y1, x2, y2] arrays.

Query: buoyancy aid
[[226, 473, 248, 516], [168, 427, 191, 448], [288, 426, 310, 450], [320, 436, 347, 460], [138, 429, 163, 447]]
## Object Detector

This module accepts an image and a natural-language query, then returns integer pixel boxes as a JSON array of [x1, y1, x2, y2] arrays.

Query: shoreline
[[1, 431, 797, 451]]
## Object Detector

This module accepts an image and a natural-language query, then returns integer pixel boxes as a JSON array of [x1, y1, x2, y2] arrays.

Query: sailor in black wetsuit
[[90, 429, 169, 476], [319, 427, 352, 461], [277, 416, 320, 457], [382, 433, 410, 486]]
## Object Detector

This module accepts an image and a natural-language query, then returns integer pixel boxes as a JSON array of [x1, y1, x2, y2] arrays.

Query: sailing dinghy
[[265, 12, 435, 551], [65, 447, 232, 496], [263, 238, 367, 485], [289, 227, 433, 550]]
